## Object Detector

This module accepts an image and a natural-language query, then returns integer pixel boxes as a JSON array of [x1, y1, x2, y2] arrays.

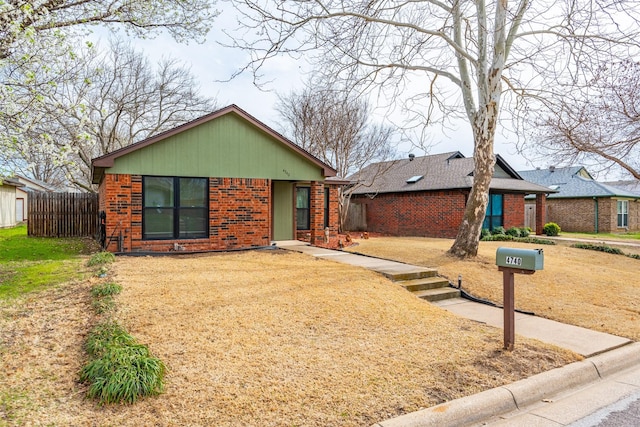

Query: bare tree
[[277, 82, 396, 231], [3, 38, 216, 191], [522, 59, 640, 180], [224, 0, 640, 257]]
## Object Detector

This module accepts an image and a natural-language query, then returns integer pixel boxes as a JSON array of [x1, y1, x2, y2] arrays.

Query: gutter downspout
[[593, 197, 599, 233]]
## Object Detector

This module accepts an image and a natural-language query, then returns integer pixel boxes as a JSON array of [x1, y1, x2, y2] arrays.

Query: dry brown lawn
[[0, 250, 580, 426], [347, 237, 640, 341]]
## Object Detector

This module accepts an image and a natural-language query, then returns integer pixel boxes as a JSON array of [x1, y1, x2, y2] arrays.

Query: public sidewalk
[[277, 241, 639, 427]]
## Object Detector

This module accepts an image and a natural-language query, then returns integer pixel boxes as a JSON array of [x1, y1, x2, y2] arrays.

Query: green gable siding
[[106, 113, 324, 181]]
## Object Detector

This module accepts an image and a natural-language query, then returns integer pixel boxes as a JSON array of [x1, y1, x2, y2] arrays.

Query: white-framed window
[[617, 200, 629, 228]]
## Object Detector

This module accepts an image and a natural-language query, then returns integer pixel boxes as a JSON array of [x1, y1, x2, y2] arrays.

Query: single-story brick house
[[347, 152, 552, 238], [91, 105, 343, 253], [520, 166, 640, 233]]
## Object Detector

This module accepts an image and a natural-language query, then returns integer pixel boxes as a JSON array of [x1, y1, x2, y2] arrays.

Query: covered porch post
[[309, 181, 325, 245]]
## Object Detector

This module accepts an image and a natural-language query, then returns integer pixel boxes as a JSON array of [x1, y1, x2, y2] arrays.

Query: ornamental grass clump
[[87, 251, 116, 267], [81, 322, 165, 405], [90, 282, 122, 314]]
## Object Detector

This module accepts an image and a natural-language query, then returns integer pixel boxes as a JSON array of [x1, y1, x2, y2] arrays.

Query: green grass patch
[[571, 242, 640, 260], [0, 225, 96, 300], [562, 231, 640, 241], [81, 322, 165, 405]]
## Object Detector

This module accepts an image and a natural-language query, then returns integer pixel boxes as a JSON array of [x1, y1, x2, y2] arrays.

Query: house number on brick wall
[[505, 256, 523, 266]]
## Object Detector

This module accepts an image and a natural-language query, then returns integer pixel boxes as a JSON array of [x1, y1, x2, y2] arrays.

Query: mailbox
[[496, 247, 544, 271]]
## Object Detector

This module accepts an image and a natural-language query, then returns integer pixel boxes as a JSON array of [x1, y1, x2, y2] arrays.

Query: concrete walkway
[[277, 240, 639, 427]]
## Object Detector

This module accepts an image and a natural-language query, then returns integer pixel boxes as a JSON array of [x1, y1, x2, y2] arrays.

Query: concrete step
[[381, 268, 438, 281], [413, 287, 461, 302], [400, 276, 451, 292]]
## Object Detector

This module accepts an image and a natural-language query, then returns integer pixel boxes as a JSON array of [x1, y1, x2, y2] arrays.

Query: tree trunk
[[448, 110, 497, 258]]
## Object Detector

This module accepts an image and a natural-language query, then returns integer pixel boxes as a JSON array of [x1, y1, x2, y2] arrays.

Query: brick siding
[[100, 174, 340, 252], [351, 191, 527, 238], [539, 197, 640, 233], [295, 182, 341, 244]]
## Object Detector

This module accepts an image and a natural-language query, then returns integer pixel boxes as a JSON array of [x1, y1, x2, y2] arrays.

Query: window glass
[[144, 208, 174, 239], [618, 200, 629, 227], [296, 187, 310, 230], [324, 187, 330, 229], [178, 208, 208, 238], [143, 176, 208, 240], [144, 177, 174, 207], [491, 194, 503, 215], [484, 193, 503, 230], [180, 178, 207, 207]]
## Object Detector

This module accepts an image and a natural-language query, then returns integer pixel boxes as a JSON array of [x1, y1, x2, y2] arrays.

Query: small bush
[[91, 282, 122, 298], [543, 222, 561, 236], [81, 322, 165, 405], [520, 227, 531, 238], [492, 226, 506, 235], [506, 227, 521, 238], [481, 234, 514, 241], [87, 252, 115, 267], [627, 253, 640, 260], [480, 228, 491, 239]]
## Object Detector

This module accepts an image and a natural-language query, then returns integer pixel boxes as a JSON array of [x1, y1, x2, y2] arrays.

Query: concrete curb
[[373, 342, 640, 427]]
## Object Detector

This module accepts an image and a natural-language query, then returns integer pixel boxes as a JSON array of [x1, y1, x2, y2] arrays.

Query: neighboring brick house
[[520, 166, 640, 233], [91, 105, 342, 253], [347, 152, 551, 238]]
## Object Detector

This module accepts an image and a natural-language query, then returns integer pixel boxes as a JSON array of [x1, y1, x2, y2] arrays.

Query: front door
[[272, 181, 294, 241]]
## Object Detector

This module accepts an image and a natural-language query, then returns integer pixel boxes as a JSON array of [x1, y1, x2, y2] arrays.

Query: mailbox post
[[496, 248, 544, 350]]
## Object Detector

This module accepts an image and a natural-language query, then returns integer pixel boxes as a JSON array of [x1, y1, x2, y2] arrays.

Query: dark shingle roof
[[520, 167, 640, 199], [349, 152, 552, 195]]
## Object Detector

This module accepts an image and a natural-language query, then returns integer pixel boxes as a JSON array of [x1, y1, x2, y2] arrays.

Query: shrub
[[481, 234, 514, 242], [519, 227, 531, 238], [87, 252, 115, 267], [543, 222, 561, 236], [492, 226, 506, 235], [81, 322, 165, 405], [506, 227, 521, 238], [480, 228, 491, 239]]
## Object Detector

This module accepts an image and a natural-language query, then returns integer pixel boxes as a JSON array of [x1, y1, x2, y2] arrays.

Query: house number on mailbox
[[505, 256, 523, 266]]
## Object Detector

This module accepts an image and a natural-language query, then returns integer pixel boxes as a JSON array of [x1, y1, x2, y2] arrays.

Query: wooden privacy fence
[[344, 202, 367, 232], [28, 192, 99, 237]]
